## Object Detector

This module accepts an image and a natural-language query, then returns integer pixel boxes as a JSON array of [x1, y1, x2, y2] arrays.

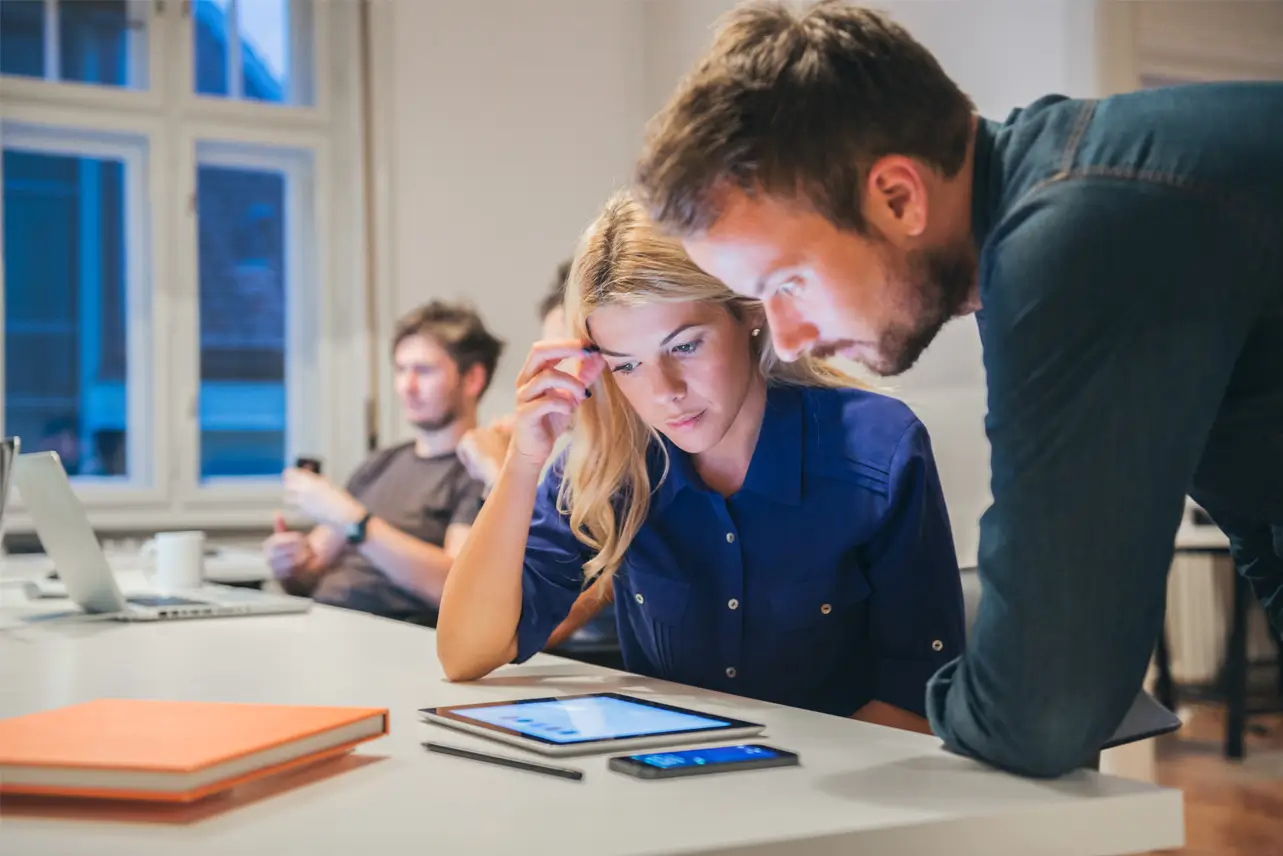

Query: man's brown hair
[[634, 0, 974, 236], [392, 300, 505, 397]]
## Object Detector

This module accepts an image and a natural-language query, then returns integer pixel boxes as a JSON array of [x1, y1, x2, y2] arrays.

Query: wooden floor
[[1147, 705, 1283, 856]]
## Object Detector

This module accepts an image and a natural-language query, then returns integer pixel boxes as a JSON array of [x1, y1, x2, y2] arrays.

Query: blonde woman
[[437, 192, 963, 733]]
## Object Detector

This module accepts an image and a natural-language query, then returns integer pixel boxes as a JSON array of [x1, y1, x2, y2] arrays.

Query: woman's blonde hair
[[559, 190, 866, 591]]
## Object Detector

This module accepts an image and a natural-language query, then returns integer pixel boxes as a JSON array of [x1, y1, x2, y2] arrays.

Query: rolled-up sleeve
[[512, 463, 594, 663], [864, 420, 965, 717]]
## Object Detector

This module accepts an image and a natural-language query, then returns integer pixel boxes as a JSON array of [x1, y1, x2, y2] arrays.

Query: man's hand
[[262, 511, 317, 579], [457, 415, 515, 487], [283, 468, 366, 530]]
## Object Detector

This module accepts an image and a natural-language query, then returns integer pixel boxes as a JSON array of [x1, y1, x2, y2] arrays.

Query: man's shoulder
[[349, 440, 414, 478], [363, 441, 417, 468]]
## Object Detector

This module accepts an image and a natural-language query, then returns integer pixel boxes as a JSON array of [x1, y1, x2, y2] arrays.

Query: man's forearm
[[356, 517, 453, 603]]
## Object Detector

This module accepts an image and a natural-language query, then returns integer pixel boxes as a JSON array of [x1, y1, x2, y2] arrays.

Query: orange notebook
[[0, 698, 388, 803]]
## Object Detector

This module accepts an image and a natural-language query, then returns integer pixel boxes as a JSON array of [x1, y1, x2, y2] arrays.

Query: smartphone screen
[[612, 744, 797, 778]]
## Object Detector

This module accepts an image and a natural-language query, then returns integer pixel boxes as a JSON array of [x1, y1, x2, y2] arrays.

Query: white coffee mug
[[141, 531, 206, 591]]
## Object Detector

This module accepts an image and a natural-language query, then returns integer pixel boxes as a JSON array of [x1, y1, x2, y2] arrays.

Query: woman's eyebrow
[[597, 323, 707, 358]]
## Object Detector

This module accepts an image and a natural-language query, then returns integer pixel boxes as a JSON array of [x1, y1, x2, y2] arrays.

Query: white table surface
[[0, 546, 271, 587], [0, 599, 1183, 856]]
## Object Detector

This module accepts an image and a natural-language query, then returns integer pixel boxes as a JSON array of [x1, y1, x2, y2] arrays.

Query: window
[[196, 143, 315, 480], [194, 0, 314, 105], [1, 0, 367, 529], [2, 129, 147, 484], [0, 0, 150, 89]]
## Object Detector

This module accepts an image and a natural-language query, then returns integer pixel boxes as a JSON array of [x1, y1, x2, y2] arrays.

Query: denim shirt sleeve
[[863, 420, 965, 718], [926, 179, 1270, 777], [512, 463, 594, 663]]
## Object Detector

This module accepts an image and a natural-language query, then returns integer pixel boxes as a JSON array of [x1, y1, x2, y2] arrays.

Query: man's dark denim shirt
[[925, 81, 1283, 778]]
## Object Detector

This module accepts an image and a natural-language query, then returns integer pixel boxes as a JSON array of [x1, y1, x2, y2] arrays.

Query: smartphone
[[295, 456, 322, 474], [608, 744, 799, 780]]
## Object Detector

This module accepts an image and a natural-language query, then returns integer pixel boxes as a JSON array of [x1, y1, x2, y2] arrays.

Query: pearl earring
[[751, 327, 761, 338]]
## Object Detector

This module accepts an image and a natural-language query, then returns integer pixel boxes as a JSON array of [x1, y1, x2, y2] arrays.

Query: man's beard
[[410, 387, 464, 433], [868, 240, 976, 377], [412, 410, 458, 433]]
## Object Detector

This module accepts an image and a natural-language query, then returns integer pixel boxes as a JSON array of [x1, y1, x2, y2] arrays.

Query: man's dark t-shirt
[[310, 443, 485, 625]]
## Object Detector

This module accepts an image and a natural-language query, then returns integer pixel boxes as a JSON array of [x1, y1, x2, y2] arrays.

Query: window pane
[[3, 147, 131, 479], [197, 162, 288, 479], [0, 0, 148, 88], [238, 0, 288, 104], [59, 0, 149, 89], [0, 0, 45, 78], [193, 0, 230, 97], [193, 0, 313, 106]]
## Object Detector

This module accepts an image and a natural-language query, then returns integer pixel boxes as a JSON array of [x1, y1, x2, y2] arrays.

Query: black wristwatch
[[346, 510, 373, 545]]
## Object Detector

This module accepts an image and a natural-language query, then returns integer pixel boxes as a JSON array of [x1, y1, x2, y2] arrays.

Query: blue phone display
[[609, 743, 798, 778], [631, 745, 782, 768]]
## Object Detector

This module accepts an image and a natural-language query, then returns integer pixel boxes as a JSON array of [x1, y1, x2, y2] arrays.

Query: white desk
[[0, 547, 271, 588], [0, 605, 1183, 855]]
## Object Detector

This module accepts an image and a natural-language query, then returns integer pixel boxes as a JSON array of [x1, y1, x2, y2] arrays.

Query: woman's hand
[[509, 340, 604, 471]]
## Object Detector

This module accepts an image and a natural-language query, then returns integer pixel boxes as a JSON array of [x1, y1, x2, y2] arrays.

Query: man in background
[[263, 301, 502, 627], [633, 0, 1283, 776]]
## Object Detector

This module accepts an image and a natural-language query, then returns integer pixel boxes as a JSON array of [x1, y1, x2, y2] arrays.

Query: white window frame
[[0, 0, 369, 533]]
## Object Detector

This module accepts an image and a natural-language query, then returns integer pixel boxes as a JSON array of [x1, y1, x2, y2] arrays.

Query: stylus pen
[[422, 741, 584, 781]]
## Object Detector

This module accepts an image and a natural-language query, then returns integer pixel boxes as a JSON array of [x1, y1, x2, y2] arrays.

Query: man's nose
[[765, 296, 818, 362]]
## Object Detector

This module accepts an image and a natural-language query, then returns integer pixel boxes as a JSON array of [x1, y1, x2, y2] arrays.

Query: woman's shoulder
[[802, 385, 923, 436], [799, 385, 932, 481]]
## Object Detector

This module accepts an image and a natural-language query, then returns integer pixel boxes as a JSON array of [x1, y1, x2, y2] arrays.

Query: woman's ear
[[746, 303, 767, 334]]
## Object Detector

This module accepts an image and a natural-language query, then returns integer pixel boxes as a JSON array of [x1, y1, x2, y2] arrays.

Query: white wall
[[368, 0, 647, 436], [370, 0, 1108, 564]]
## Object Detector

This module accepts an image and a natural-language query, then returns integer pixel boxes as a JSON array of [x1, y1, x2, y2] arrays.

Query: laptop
[[12, 451, 311, 621], [0, 436, 16, 543]]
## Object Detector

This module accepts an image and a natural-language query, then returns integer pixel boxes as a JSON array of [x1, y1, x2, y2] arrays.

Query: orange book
[[0, 698, 388, 803]]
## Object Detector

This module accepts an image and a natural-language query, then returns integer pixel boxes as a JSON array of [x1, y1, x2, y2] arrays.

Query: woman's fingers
[[578, 352, 606, 388], [517, 339, 596, 385], [518, 393, 577, 423], [517, 367, 589, 404]]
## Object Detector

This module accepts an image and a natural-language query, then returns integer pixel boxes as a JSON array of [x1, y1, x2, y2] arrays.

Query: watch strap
[[347, 510, 373, 544]]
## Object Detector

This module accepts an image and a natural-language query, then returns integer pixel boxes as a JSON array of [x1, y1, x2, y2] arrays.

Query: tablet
[[418, 693, 765, 756]]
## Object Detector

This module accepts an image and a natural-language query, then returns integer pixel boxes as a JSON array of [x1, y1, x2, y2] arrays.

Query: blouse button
[[726, 667, 737, 679], [727, 598, 739, 610], [725, 532, 736, 544], [820, 603, 832, 615], [634, 593, 645, 605], [932, 639, 944, 652]]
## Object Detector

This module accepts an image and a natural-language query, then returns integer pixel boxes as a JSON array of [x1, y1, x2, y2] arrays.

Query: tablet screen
[[446, 695, 733, 744]]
